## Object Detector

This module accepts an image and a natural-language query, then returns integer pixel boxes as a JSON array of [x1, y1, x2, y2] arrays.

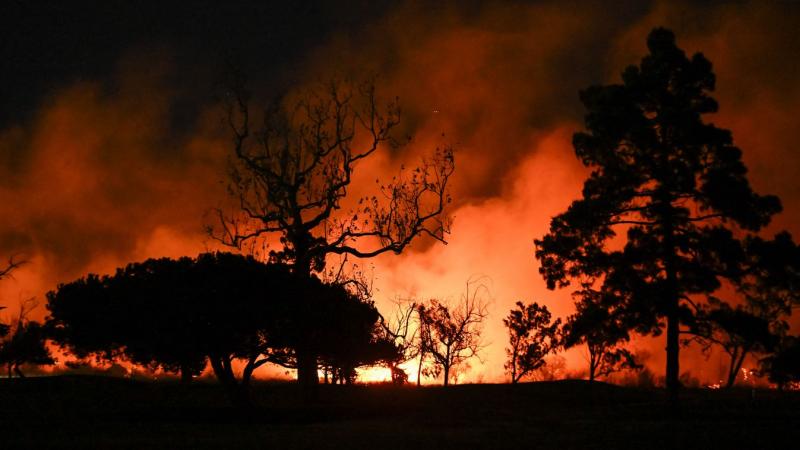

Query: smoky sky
[[0, 0, 396, 126], [1, 0, 800, 382]]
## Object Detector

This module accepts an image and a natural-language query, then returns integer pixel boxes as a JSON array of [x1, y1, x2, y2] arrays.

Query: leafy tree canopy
[[535, 28, 781, 395]]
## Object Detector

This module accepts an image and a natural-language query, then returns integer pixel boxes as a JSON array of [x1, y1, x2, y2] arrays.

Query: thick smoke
[[0, 51, 229, 317]]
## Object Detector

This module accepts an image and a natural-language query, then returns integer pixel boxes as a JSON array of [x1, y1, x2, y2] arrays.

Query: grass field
[[1, 375, 798, 449]]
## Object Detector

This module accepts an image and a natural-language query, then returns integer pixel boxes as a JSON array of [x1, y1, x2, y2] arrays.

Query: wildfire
[[357, 366, 393, 383]]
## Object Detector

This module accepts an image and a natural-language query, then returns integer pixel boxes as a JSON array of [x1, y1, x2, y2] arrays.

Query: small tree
[[210, 76, 455, 395], [0, 299, 54, 377], [562, 290, 640, 382], [378, 298, 420, 384], [418, 279, 489, 386], [504, 301, 561, 383]]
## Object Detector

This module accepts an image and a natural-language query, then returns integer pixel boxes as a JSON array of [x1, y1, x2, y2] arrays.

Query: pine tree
[[535, 28, 781, 403]]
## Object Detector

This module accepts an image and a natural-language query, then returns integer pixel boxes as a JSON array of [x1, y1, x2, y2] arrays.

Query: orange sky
[[1, 1, 799, 385]]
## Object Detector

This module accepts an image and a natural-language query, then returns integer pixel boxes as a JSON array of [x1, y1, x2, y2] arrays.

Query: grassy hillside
[[1, 376, 797, 449]]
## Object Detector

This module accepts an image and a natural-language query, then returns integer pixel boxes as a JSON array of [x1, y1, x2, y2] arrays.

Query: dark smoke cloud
[[0, 51, 229, 298]]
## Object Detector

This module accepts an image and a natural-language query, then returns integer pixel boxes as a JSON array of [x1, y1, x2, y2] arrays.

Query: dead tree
[[0, 256, 24, 281], [379, 298, 420, 384], [209, 75, 454, 395]]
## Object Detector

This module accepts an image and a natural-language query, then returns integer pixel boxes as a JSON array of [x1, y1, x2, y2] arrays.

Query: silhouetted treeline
[[4, 27, 800, 404], [45, 252, 400, 406]]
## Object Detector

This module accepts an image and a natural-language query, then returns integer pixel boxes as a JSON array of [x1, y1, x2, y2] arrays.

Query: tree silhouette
[[418, 279, 488, 386], [378, 299, 420, 385], [760, 335, 800, 390], [209, 76, 454, 395], [267, 279, 400, 385], [535, 28, 781, 403], [0, 299, 54, 377], [738, 232, 800, 316], [562, 289, 640, 382], [47, 253, 297, 406], [46, 252, 397, 404], [690, 302, 779, 388], [687, 233, 799, 388], [503, 301, 561, 384]]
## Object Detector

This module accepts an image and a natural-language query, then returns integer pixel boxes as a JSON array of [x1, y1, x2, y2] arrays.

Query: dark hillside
[[1, 376, 797, 449]]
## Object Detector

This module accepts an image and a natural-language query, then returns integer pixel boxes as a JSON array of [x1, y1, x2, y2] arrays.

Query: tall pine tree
[[535, 28, 781, 402]]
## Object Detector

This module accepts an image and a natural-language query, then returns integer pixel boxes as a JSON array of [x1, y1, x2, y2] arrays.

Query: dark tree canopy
[[46, 252, 395, 405], [760, 335, 800, 390], [692, 301, 779, 388], [562, 290, 640, 382], [0, 320, 54, 378], [688, 232, 800, 388], [535, 28, 781, 400], [316, 293, 400, 384], [0, 288, 54, 378], [47, 253, 297, 405], [503, 301, 561, 384], [738, 232, 800, 316]]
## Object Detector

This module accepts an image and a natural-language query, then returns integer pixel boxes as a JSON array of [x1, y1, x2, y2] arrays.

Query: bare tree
[[418, 278, 489, 386], [209, 75, 455, 394], [0, 256, 24, 281], [379, 298, 420, 384]]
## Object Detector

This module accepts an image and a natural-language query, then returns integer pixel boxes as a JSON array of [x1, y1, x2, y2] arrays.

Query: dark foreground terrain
[[1, 376, 798, 449]]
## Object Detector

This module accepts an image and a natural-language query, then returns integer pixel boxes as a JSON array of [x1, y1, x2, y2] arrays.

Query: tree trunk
[[665, 286, 680, 405], [511, 355, 518, 384], [296, 349, 319, 401], [443, 364, 450, 387], [725, 349, 748, 389], [210, 356, 251, 409], [242, 354, 261, 389], [13, 364, 24, 378], [417, 352, 424, 387], [293, 257, 319, 401], [662, 208, 681, 408]]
